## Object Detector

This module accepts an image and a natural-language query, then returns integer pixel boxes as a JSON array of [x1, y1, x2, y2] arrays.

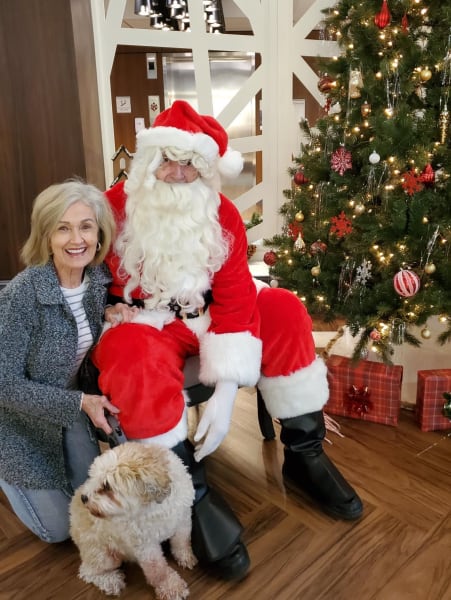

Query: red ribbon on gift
[[346, 385, 373, 416]]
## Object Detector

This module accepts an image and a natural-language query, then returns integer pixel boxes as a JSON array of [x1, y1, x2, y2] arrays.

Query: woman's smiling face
[[50, 200, 99, 285]]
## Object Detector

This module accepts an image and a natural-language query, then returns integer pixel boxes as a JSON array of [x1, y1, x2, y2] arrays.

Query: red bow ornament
[[346, 385, 373, 416]]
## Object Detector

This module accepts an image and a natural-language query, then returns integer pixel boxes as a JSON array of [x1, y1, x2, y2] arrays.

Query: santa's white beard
[[116, 178, 229, 311]]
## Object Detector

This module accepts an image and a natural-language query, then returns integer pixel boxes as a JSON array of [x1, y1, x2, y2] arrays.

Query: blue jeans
[[0, 412, 100, 543]]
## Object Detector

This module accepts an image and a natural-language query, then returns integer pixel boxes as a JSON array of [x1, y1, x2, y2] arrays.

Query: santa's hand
[[193, 381, 238, 462]]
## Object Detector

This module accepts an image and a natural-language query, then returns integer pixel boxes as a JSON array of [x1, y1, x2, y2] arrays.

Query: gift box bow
[[346, 385, 373, 416], [443, 391, 451, 419]]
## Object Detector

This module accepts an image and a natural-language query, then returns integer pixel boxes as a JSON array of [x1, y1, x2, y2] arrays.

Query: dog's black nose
[[81, 494, 88, 504]]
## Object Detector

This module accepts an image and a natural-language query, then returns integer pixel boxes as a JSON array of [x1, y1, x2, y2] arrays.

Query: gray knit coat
[[0, 261, 111, 490]]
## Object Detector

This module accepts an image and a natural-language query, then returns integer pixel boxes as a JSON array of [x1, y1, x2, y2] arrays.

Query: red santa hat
[[135, 100, 243, 178]]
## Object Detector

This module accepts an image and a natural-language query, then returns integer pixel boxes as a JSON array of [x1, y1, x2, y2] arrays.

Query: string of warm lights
[[265, 0, 451, 360]]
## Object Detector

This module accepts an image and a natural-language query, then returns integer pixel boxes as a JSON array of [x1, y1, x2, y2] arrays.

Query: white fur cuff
[[199, 331, 262, 387], [258, 356, 329, 419], [130, 402, 189, 448]]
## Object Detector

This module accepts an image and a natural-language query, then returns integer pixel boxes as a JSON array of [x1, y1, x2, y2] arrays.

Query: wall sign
[[148, 95, 160, 125], [116, 96, 131, 113]]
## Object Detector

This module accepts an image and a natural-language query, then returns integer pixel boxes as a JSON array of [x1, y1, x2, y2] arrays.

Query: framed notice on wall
[[148, 95, 160, 125], [116, 96, 131, 113]]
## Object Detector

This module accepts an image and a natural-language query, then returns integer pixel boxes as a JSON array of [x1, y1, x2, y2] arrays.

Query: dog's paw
[[175, 548, 198, 570], [79, 565, 126, 596], [154, 570, 189, 600]]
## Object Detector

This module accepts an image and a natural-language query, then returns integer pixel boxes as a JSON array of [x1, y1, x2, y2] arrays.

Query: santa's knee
[[258, 288, 316, 376]]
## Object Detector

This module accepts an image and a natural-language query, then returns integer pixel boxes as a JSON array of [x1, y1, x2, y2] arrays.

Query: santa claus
[[91, 100, 363, 581]]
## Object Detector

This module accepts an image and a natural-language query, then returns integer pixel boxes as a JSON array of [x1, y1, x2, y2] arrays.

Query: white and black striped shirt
[[61, 276, 93, 382]]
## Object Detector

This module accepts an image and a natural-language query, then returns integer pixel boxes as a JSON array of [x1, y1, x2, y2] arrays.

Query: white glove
[[193, 380, 238, 462]]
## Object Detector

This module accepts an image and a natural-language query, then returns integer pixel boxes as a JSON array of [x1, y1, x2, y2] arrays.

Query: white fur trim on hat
[[199, 331, 262, 387], [218, 148, 244, 178], [258, 356, 329, 419], [136, 126, 219, 165]]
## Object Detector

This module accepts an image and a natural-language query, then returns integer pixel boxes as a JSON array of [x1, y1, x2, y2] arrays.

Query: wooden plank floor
[[1, 387, 450, 600]]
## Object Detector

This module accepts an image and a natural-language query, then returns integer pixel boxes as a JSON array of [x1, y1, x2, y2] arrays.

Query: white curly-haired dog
[[69, 441, 197, 599]]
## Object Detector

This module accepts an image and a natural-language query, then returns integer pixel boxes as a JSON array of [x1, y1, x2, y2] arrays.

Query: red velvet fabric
[[92, 320, 199, 438], [258, 287, 316, 378], [94, 183, 320, 439]]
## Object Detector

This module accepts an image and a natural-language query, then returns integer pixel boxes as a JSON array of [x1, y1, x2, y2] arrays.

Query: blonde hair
[[21, 179, 115, 266]]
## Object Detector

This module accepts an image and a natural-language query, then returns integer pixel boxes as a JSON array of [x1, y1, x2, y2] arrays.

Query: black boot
[[280, 411, 363, 520], [171, 440, 250, 581]]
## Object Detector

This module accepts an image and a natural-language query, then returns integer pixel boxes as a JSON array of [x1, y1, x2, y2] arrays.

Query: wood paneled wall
[[0, 0, 103, 280], [111, 46, 166, 157]]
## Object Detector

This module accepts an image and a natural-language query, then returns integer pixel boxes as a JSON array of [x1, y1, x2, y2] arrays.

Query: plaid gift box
[[326, 355, 403, 426], [416, 370, 451, 432]]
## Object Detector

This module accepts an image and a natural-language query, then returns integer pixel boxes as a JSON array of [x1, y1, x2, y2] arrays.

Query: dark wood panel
[[110, 47, 165, 154], [0, 0, 99, 280], [70, 0, 105, 190]]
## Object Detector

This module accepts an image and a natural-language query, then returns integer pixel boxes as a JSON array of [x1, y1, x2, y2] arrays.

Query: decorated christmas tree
[[265, 0, 451, 362]]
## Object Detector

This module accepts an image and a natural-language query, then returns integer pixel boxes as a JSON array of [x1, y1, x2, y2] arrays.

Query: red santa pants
[[92, 287, 317, 439]]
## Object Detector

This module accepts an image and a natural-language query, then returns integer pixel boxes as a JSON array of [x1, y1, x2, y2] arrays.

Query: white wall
[[90, 0, 338, 242]]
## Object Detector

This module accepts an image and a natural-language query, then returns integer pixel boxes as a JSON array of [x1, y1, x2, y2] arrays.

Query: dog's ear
[[144, 474, 172, 504], [136, 454, 172, 504], [115, 443, 173, 505]]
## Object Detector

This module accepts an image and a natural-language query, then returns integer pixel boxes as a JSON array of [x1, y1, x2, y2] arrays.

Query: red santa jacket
[[104, 182, 263, 387]]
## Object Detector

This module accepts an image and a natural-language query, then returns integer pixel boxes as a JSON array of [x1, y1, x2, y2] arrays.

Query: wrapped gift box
[[416, 370, 451, 432], [326, 354, 403, 426]]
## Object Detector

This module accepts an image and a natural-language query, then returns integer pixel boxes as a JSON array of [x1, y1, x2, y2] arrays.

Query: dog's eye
[[102, 481, 111, 492]]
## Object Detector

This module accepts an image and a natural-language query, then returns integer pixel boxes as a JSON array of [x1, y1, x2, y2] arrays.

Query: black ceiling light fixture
[[134, 0, 225, 33]]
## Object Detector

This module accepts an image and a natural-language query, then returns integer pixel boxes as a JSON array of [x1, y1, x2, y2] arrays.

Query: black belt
[[168, 289, 212, 319], [107, 289, 212, 319]]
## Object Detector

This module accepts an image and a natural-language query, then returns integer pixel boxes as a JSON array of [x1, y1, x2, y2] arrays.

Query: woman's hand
[[81, 393, 120, 434], [104, 303, 140, 327]]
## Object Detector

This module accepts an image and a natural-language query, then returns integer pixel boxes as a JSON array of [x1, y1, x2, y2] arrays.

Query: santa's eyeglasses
[[161, 153, 195, 168]]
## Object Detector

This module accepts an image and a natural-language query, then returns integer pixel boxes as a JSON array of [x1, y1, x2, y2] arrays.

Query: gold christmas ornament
[[361, 101, 371, 116], [420, 68, 432, 81], [311, 265, 321, 277], [424, 262, 436, 274], [354, 203, 365, 215], [421, 327, 431, 339], [295, 211, 305, 222]]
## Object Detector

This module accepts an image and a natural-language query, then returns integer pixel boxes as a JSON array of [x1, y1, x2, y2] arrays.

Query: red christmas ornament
[[317, 74, 334, 94], [401, 12, 409, 33], [419, 163, 435, 185], [331, 146, 352, 175], [287, 221, 303, 240], [401, 169, 423, 196], [374, 0, 391, 29], [370, 329, 381, 341], [330, 211, 353, 238], [393, 269, 420, 297], [293, 170, 309, 185], [263, 250, 277, 267], [310, 240, 327, 255]]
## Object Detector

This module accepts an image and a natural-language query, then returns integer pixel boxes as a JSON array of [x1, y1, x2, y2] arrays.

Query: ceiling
[[121, 0, 252, 32]]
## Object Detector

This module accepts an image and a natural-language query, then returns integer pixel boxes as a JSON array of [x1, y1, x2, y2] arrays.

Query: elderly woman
[[0, 180, 121, 543]]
